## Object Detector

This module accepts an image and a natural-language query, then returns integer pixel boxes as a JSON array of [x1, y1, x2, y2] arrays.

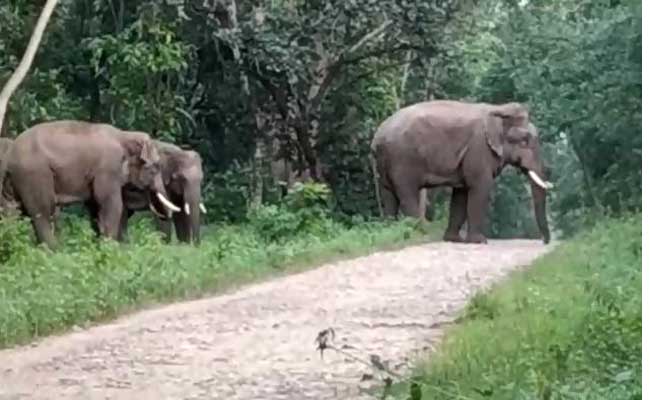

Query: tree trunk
[[0, 0, 60, 136], [221, 0, 270, 209]]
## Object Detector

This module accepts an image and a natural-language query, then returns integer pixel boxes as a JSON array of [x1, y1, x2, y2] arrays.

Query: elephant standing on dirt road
[[371, 100, 552, 244], [0, 120, 180, 249], [119, 141, 206, 244]]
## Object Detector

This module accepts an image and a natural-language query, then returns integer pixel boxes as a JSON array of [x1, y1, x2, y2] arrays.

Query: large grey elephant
[[0, 120, 180, 248], [118, 141, 206, 244], [371, 100, 552, 244]]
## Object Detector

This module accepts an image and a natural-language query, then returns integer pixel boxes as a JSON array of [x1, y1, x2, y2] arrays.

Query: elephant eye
[[145, 163, 160, 173]]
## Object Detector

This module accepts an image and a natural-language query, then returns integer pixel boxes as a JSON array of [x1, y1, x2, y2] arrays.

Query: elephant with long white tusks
[[120, 141, 206, 245], [0, 120, 175, 249], [371, 100, 552, 244]]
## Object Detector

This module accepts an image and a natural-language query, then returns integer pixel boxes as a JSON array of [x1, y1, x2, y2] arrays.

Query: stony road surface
[[0, 239, 554, 400]]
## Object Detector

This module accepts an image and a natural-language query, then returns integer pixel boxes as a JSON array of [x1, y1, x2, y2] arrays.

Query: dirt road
[[0, 240, 554, 400]]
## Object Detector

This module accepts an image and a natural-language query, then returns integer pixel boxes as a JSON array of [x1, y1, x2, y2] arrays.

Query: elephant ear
[[488, 102, 529, 125], [483, 115, 504, 159], [139, 140, 160, 165]]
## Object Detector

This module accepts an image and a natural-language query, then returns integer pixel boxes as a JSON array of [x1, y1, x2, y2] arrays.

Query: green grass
[[0, 210, 443, 349], [387, 215, 641, 400]]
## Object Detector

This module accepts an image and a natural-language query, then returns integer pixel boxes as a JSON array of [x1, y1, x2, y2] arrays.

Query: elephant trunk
[[183, 186, 202, 245], [528, 171, 550, 244]]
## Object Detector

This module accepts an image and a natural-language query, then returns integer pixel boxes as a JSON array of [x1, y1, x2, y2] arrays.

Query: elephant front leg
[[443, 188, 467, 242], [31, 214, 57, 249], [172, 213, 191, 243], [93, 178, 124, 241], [465, 184, 491, 244], [156, 218, 173, 243], [97, 194, 123, 240], [117, 209, 133, 243]]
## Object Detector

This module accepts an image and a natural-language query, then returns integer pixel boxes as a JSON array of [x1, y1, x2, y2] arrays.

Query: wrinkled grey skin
[[0, 138, 11, 158], [371, 100, 551, 244], [0, 120, 174, 249], [119, 141, 205, 244], [0, 138, 18, 214]]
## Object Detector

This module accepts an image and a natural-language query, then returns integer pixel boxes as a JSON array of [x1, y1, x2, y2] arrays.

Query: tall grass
[[389, 215, 641, 399], [0, 207, 441, 349]]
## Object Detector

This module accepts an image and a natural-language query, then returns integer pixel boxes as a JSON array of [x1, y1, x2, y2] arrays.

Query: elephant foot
[[465, 233, 488, 244], [443, 231, 464, 243]]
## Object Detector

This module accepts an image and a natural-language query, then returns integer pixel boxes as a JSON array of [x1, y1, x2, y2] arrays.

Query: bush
[[247, 182, 339, 242]]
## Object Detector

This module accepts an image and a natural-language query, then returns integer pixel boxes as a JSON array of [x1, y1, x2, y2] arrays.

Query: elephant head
[[485, 104, 552, 243], [119, 132, 180, 217], [159, 143, 205, 244]]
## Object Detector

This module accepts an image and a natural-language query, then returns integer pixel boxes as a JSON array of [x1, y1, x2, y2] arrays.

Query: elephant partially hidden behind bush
[[371, 100, 553, 244], [0, 120, 180, 249], [118, 141, 206, 244]]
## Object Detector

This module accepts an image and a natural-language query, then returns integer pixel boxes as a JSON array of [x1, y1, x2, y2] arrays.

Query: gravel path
[[0, 239, 554, 400]]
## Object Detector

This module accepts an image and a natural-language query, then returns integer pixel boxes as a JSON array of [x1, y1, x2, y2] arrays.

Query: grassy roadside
[[0, 213, 442, 349], [386, 215, 641, 400]]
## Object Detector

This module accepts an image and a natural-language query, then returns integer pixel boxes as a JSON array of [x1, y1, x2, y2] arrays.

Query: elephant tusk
[[149, 202, 168, 219], [199, 203, 207, 214], [528, 171, 554, 190], [156, 192, 181, 213], [184, 202, 191, 215]]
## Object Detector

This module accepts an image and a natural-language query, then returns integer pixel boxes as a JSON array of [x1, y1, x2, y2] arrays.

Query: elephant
[[0, 137, 11, 159], [0, 137, 18, 214], [371, 100, 552, 244], [118, 141, 206, 244], [0, 120, 180, 248]]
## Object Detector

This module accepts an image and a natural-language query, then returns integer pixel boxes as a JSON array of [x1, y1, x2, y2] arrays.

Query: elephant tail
[[0, 145, 14, 213], [369, 147, 384, 218], [0, 155, 8, 211]]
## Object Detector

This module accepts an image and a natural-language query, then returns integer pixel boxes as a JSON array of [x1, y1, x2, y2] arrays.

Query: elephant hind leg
[[443, 187, 468, 243], [14, 171, 57, 248], [379, 185, 399, 219], [394, 182, 420, 219]]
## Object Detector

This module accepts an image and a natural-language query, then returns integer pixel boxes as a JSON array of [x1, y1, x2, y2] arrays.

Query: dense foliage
[[389, 215, 641, 399], [0, 0, 640, 237]]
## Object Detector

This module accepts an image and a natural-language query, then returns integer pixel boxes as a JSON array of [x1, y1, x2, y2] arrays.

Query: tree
[[0, 0, 60, 135]]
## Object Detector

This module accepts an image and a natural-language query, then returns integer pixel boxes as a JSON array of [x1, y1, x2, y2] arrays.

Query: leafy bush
[[247, 182, 339, 242], [390, 215, 641, 399]]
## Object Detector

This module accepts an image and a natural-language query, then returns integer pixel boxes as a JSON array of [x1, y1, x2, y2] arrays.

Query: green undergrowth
[[0, 208, 441, 349], [387, 215, 641, 400]]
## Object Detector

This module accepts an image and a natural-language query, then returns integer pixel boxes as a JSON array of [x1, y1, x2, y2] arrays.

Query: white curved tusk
[[528, 171, 553, 190], [149, 202, 167, 219], [156, 192, 181, 213], [184, 202, 191, 215], [199, 203, 207, 214]]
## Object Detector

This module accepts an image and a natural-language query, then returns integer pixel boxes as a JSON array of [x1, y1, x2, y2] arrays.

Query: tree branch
[[0, 0, 60, 136], [345, 20, 392, 56]]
